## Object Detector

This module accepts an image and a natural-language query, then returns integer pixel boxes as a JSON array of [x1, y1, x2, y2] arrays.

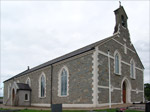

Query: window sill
[[39, 96, 46, 99], [58, 95, 69, 97], [24, 100, 29, 102], [114, 72, 121, 76], [131, 77, 136, 80]]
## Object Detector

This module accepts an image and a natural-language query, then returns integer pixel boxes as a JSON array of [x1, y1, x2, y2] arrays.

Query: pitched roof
[[4, 36, 113, 83], [17, 83, 31, 91]]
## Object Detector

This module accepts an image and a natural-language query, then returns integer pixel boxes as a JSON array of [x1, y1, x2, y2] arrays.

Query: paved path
[[128, 104, 145, 111], [0, 104, 132, 110]]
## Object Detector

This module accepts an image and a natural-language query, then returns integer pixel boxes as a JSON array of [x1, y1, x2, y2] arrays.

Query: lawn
[[0, 108, 143, 112], [18, 109, 144, 112]]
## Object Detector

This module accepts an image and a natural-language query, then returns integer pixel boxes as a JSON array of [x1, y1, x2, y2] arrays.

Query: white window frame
[[58, 66, 69, 97], [24, 93, 29, 101], [114, 50, 121, 75], [26, 77, 31, 87], [39, 72, 46, 98], [130, 59, 136, 79]]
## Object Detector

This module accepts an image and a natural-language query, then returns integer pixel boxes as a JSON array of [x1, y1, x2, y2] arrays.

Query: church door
[[123, 82, 126, 103]]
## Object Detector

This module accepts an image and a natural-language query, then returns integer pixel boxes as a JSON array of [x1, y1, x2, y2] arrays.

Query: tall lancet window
[[58, 66, 69, 97], [61, 68, 67, 96], [39, 73, 46, 98], [114, 50, 121, 75], [130, 59, 135, 79]]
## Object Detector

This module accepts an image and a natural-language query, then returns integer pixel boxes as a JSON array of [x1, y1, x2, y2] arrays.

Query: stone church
[[3, 5, 144, 108]]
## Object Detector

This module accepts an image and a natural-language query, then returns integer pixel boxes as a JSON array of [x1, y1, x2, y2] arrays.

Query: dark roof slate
[[17, 83, 31, 91], [4, 36, 113, 82]]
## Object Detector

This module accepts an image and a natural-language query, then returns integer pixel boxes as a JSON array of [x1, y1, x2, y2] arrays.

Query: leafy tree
[[144, 83, 150, 101]]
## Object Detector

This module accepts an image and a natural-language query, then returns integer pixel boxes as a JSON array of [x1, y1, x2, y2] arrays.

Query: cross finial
[[119, 1, 121, 7]]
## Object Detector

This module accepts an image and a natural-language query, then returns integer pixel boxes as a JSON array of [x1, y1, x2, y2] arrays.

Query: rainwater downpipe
[[108, 50, 111, 108]]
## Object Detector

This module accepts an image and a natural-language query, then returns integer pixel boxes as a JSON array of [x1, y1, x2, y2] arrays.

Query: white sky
[[0, 1, 149, 96]]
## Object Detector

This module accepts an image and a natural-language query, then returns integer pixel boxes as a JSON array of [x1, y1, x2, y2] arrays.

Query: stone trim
[[131, 89, 144, 93], [124, 43, 127, 54], [58, 66, 69, 97], [98, 86, 143, 93], [97, 50, 143, 72], [97, 102, 123, 107], [92, 46, 99, 107], [121, 77, 131, 103], [8, 83, 11, 99], [38, 72, 46, 98], [31, 103, 50, 107], [98, 85, 109, 89], [31, 103, 123, 108], [11, 81, 18, 105], [24, 93, 29, 101], [113, 87, 121, 90], [112, 38, 136, 53], [98, 85, 121, 91], [113, 24, 121, 36]]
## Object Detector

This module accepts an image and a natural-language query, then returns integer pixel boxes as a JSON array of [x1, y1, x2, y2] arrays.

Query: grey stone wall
[[111, 90, 121, 103], [98, 88, 109, 104], [131, 91, 143, 103], [131, 69, 144, 90], [98, 53, 109, 87], [3, 80, 14, 105], [3, 66, 52, 105], [97, 26, 144, 104], [4, 51, 94, 106], [52, 52, 93, 104]]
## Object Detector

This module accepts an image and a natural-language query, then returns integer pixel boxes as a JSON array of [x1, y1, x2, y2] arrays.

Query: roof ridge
[[4, 35, 114, 82]]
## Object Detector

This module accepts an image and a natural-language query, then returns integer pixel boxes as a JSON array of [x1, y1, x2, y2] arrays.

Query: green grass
[[0, 108, 143, 112], [19, 109, 50, 112], [19, 110, 87, 112], [125, 110, 143, 112], [19, 110, 88, 112], [95, 109, 116, 112], [19, 109, 143, 112]]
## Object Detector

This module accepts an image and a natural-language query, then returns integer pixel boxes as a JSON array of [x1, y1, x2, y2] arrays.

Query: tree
[[144, 83, 150, 101]]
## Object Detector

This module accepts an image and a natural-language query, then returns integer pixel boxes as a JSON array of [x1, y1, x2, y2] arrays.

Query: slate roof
[[17, 83, 31, 91], [4, 36, 113, 82]]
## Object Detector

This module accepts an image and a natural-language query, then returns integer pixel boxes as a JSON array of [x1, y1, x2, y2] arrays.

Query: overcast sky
[[0, 1, 149, 96]]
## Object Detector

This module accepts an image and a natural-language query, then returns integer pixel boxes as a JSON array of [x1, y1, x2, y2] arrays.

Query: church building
[[3, 5, 144, 108]]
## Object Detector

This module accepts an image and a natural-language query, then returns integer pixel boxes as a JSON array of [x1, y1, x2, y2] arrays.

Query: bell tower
[[114, 3, 128, 33]]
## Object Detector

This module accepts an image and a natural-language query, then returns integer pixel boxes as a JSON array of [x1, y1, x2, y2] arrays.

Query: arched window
[[26, 77, 31, 87], [39, 73, 46, 98], [61, 68, 68, 96], [114, 50, 121, 75], [121, 15, 126, 27], [130, 59, 135, 79], [58, 66, 69, 97]]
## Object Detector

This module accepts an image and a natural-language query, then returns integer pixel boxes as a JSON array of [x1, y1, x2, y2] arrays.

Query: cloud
[[0, 1, 149, 97]]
